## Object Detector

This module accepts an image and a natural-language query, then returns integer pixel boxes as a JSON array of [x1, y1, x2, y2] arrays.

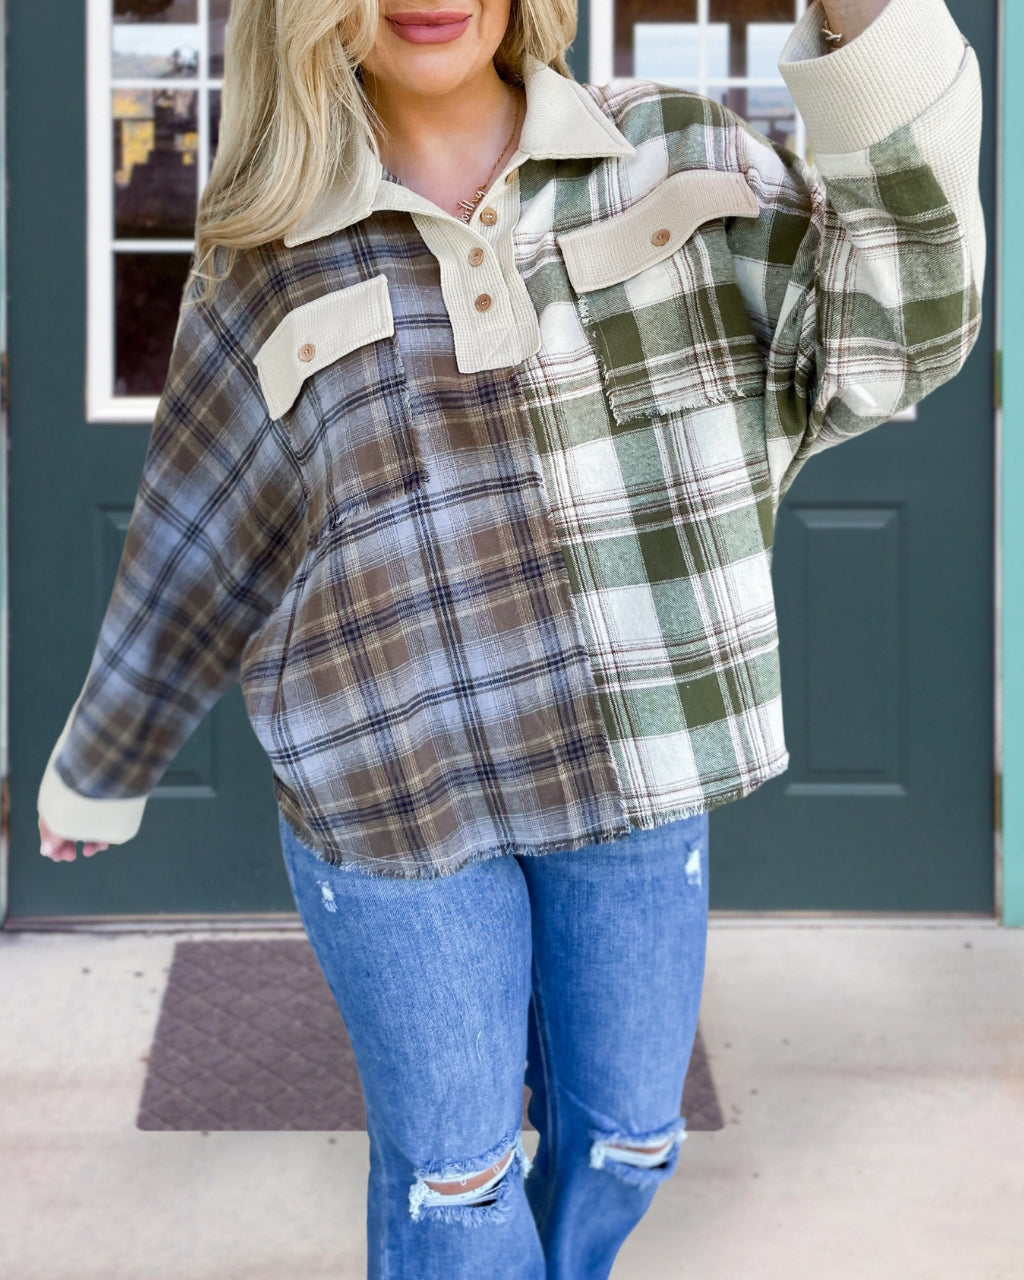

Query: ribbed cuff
[[778, 0, 966, 155], [37, 695, 148, 844]]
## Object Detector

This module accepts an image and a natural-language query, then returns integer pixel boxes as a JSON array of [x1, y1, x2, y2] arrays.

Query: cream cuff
[[778, 0, 967, 155], [36, 693, 148, 844]]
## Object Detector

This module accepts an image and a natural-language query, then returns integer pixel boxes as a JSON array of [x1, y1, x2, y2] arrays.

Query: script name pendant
[[458, 188, 488, 223]]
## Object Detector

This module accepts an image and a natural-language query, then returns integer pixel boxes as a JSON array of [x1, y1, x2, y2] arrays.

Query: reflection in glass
[[115, 252, 192, 396], [114, 89, 198, 237], [112, 24, 199, 79], [615, 0, 811, 162], [746, 23, 792, 76], [711, 0, 798, 84], [209, 89, 222, 175], [616, 0, 697, 76], [634, 22, 728, 82], [114, 0, 197, 18], [209, 0, 231, 77], [707, 84, 800, 153], [708, 0, 792, 12]]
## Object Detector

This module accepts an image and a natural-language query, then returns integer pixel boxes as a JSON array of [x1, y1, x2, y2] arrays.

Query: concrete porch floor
[[1, 918, 1021, 1279]]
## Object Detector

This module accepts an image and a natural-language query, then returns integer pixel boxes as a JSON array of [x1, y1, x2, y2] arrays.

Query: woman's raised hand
[[38, 814, 109, 861]]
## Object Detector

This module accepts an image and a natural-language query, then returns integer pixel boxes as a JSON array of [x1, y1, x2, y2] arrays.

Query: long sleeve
[[730, 0, 984, 503], [37, 277, 309, 844]]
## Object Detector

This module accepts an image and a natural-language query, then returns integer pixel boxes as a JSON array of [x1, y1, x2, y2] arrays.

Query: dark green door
[[6, 0, 996, 920]]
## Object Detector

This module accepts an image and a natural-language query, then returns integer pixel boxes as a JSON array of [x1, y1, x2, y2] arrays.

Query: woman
[[37, 0, 983, 1275]]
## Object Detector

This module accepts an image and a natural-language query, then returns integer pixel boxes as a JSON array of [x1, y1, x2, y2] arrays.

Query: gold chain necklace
[[455, 88, 521, 223]]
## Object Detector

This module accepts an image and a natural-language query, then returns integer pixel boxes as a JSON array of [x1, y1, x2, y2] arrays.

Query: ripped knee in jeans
[[408, 1128, 531, 1225], [589, 1118, 689, 1188]]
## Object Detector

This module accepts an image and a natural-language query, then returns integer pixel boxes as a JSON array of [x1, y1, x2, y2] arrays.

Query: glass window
[[115, 252, 195, 396], [89, 0, 222, 421], [113, 88, 199, 239], [603, 0, 813, 165]]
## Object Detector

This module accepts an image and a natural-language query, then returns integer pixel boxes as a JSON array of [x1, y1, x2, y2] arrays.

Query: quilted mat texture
[[136, 939, 724, 1132]]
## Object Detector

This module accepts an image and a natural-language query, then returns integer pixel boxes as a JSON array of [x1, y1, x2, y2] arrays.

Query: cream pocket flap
[[255, 274, 395, 419], [556, 169, 759, 294]]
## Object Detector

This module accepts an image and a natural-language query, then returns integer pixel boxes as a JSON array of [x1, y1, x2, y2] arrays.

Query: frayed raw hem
[[276, 804, 636, 882], [275, 750, 789, 883], [619, 751, 790, 835], [408, 1129, 532, 1227]]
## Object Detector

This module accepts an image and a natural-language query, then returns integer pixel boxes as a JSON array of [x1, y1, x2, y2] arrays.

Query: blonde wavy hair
[[191, 0, 577, 301]]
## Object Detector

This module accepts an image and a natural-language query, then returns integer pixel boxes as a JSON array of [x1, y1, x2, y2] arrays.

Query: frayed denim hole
[[408, 1133, 529, 1227], [589, 1119, 689, 1190]]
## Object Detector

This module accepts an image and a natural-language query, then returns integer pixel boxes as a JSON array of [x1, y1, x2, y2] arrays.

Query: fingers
[[38, 818, 109, 861], [40, 838, 75, 861]]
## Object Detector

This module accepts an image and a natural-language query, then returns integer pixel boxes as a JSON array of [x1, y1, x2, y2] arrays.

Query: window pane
[[210, 88, 222, 175], [616, 0, 697, 77], [709, 0, 794, 74], [709, 0, 793, 18], [633, 22, 728, 81], [210, 0, 231, 77], [114, 252, 192, 396], [114, 89, 198, 238], [112, 2, 200, 80], [746, 23, 794, 77], [114, 0, 197, 16], [708, 84, 800, 152]]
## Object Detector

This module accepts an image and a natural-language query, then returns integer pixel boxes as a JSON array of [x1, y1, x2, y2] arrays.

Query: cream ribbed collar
[[284, 55, 636, 247]]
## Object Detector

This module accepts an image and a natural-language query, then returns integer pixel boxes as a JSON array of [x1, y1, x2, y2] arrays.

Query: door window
[[593, 0, 814, 166], [88, 0, 227, 421]]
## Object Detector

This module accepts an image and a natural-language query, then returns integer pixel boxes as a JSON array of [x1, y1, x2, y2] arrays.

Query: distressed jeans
[[277, 808, 710, 1280]]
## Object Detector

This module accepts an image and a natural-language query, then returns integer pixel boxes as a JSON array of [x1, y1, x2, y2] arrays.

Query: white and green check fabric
[[511, 3, 983, 822], [37, 0, 985, 876]]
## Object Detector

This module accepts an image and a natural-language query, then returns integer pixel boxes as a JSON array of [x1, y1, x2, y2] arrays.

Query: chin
[[380, 56, 484, 95]]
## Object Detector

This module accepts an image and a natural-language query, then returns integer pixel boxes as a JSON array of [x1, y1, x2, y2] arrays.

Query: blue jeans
[[277, 809, 710, 1280]]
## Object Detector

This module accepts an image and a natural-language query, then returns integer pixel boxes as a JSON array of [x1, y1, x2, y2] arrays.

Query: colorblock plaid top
[[37, 0, 984, 877]]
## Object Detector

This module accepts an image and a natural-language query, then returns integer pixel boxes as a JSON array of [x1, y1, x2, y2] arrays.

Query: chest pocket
[[255, 273, 426, 530], [556, 169, 764, 425]]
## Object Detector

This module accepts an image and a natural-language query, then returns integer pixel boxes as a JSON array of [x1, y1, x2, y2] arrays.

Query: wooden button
[[504, 169, 516, 183], [651, 227, 671, 246], [479, 206, 498, 226], [474, 293, 493, 312], [298, 342, 316, 362], [468, 246, 485, 266]]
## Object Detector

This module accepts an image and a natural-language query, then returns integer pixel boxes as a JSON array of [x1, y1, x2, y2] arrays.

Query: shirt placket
[[387, 158, 540, 375]]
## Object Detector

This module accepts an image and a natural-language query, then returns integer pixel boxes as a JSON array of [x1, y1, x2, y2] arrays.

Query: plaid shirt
[[38, 0, 984, 877]]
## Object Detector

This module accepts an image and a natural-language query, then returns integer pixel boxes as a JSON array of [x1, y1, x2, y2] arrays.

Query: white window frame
[[589, 0, 812, 161], [588, 0, 916, 422], [86, 0, 221, 423]]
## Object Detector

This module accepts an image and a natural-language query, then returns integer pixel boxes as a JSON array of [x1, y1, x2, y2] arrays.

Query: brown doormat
[[136, 939, 724, 1133]]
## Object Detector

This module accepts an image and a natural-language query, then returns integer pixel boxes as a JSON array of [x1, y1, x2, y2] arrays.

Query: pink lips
[[386, 10, 472, 43]]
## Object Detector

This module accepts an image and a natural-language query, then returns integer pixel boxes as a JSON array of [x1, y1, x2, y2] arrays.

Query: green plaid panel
[[513, 77, 981, 823], [577, 221, 767, 422]]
